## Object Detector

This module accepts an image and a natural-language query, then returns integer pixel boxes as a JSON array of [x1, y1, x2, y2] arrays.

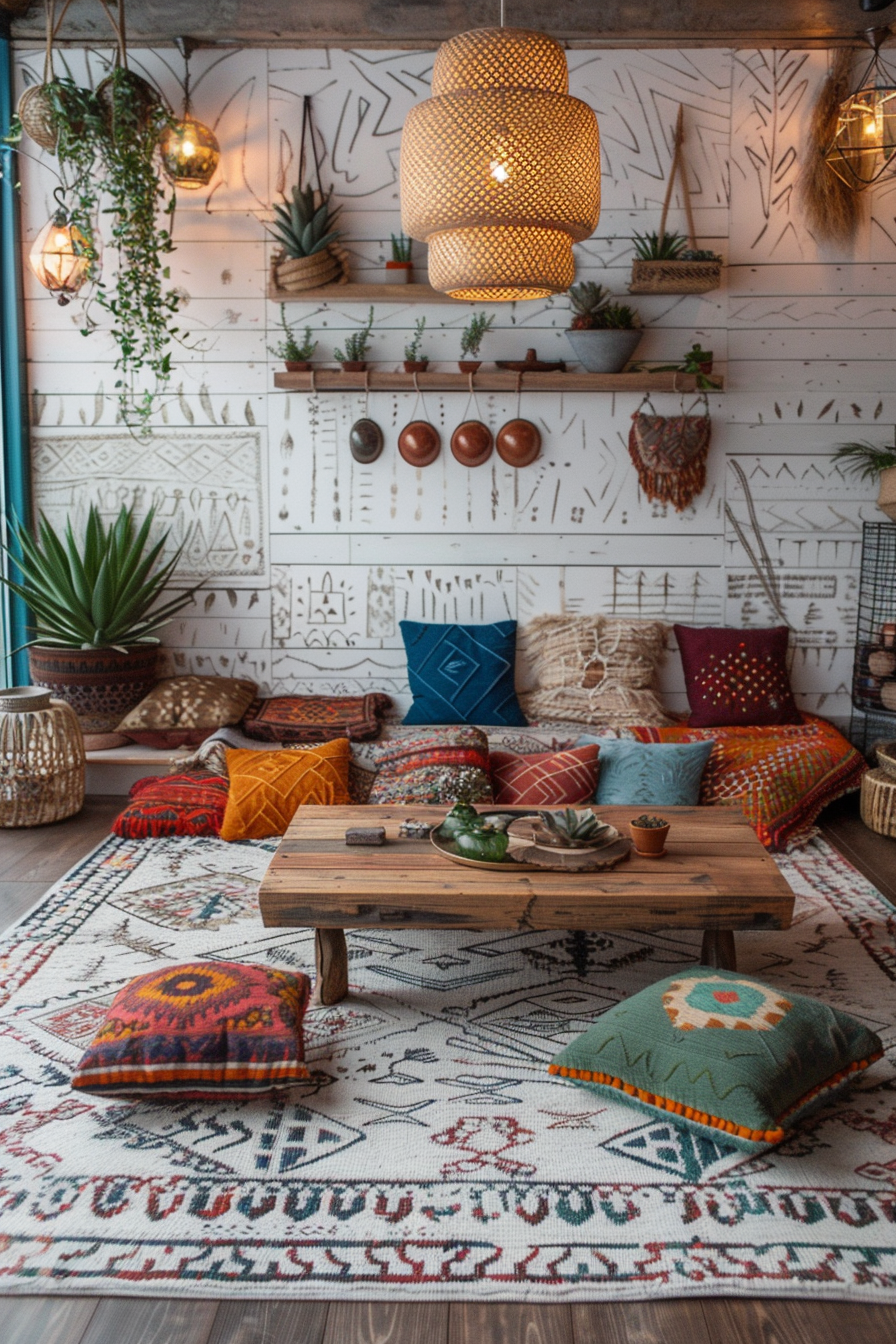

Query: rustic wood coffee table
[[258, 804, 795, 1005]]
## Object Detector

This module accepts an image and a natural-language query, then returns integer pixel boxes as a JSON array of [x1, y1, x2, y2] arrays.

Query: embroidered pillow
[[117, 676, 258, 748], [549, 966, 883, 1152], [242, 692, 391, 743], [674, 625, 801, 728], [519, 615, 674, 728], [368, 727, 492, 805], [578, 737, 714, 807], [220, 740, 352, 841], [400, 620, 526, 726], [71, 961, 311, 1099], [111, 771, 230, 839], [490, 744, 600, 807]]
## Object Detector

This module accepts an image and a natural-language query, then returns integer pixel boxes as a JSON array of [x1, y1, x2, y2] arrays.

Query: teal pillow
[[401, 620, 526, 726], [549, 966, 883, 1151], [576, 736, 713, 806]]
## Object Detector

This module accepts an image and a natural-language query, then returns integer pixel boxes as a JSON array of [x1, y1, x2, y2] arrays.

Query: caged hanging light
[[159, 36, 220, 190], [29, 191, 98, 305], [400, 22, 600, 301], [825, 27, 896, 190]]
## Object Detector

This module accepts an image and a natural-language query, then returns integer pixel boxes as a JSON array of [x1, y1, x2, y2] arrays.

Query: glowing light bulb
[[181, 139, 195, 157], [490, 159, 509, 183], [54, 231, 68, 248]]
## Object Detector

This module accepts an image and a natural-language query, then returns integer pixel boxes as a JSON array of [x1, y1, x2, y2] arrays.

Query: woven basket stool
[[0, 687, 85, 828], [860, 767, 896, 840]]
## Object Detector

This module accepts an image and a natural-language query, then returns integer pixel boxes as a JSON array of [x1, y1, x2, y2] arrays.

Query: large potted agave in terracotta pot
[[1, 504, 198, 737]]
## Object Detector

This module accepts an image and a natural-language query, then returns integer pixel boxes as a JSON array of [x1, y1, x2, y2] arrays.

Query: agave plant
[[632, 230, 687, 261], [0, 505, 197, 650], [537, 808, 607, 846], [268, 183, 341, 259]]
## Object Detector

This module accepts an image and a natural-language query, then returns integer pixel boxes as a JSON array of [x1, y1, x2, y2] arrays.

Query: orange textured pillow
[[220, 741, 351, 841]]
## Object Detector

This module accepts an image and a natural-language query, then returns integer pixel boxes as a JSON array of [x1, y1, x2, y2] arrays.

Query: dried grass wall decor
[[799, 48, 863, 244]]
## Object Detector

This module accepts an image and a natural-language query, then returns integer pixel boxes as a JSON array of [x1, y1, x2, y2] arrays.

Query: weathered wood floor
[[1, 792, 895, 1344]]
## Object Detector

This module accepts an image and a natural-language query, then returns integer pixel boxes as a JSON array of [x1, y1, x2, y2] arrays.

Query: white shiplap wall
[[15, 43, 893, 723]]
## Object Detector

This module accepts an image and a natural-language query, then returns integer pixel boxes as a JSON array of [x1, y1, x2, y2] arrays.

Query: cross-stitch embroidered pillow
[[674, 625, 801, 728]]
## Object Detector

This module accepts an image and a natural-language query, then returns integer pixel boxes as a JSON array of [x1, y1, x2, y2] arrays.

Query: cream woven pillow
[[519, 615, 674, 728]]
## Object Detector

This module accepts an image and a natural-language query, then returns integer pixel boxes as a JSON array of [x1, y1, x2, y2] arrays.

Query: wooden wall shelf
[[272, 369, 723, 394], [268, 282, 466, 305]]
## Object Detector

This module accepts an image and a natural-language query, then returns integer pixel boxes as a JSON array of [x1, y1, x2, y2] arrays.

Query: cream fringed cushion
[[519, 615, 675, 728]]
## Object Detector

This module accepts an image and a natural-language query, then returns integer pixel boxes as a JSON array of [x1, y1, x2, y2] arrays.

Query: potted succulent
[[269, 181, 344, 294], [459, 312, 494, 372], [565, 283, 643, 373], [629, 231, 722, 295], [403, 316, 428, 373], [386, 232, 413, 284], [0, 504, 198, 735], [832, 438, 896, 521], [629, 814, 670, 857], [334, 305, 375, 372], [268, 304, 317, 371]]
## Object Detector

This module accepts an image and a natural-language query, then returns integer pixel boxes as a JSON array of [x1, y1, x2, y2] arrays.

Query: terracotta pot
[[285, 360, 311, 372], [385, 261, 413, 285], [340, 361, 367, 373], [398, 420, 441, 467], [878, 465, 896, 521], [629, 820, 670, 858], [403, 360, 429, 373], [458, 360, 481, 373], [451, 420, 494, 467], [28, 645, 160, 735], [496, 418, 541, 468]]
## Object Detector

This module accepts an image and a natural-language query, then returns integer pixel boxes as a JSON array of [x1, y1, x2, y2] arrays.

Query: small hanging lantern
[[28, 195, 96, 305], [159, 36, 220, 190], [825, 27, 896, 190], [400, 26, 600, 300]]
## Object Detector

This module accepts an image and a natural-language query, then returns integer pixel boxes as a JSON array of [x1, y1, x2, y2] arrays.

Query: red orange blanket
[[629, 714, 867, 850]]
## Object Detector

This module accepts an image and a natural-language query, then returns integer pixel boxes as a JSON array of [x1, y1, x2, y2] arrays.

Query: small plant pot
[[629, 819, 670, 858], [403, 360, 429, 373], [340, 361, 367, 373], [458, 360, 481, 373], [565, 329, 642, 374], [697, 359, 713, 375], [878, 465, 896, 521], [385, 261, 413, 285], [285, 360, 311, 372]]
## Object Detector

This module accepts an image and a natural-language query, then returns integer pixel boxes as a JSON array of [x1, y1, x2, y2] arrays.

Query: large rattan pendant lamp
[[400, 14, 600, 301]]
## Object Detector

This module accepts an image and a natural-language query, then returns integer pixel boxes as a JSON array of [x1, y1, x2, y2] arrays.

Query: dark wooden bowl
[[496, 418, 542, 467], [349, 417, 384, 464], [398, 420, 441, 467], [450, 419, 494, 467]]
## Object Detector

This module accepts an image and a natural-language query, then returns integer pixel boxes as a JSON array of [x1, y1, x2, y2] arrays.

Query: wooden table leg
[[700, 929, 737, 971], [314, 928, 349, 1005]]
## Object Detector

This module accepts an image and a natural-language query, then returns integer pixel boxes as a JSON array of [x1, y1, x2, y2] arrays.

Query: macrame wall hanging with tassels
[[628, 393, 711, 512]]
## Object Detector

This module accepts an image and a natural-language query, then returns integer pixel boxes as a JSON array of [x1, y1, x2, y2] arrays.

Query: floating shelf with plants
[[267, 281, 468, 305], [272, 370, 724, 394]]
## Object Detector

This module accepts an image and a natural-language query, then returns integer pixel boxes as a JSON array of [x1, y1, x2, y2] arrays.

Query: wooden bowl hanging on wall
[[349, 418, 384, 464], [496, 419, 542, 468], [450, 420, 494, 467], [398, 420, 441, 467]]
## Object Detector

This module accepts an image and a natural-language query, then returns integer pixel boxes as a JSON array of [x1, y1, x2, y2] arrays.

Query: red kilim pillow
[[490, 743, 600, 807], [674, 625, 801, 728], [112, 771, 229, 839], [241, 693, 391, 743]]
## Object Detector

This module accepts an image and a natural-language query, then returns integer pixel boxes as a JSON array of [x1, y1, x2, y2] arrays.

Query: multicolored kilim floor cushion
[[0, 833, 894, 1301], [629, 714, 867, 849]]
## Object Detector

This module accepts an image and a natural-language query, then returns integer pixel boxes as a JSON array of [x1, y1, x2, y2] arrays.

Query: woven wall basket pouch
[[628, 393, 711, 512]]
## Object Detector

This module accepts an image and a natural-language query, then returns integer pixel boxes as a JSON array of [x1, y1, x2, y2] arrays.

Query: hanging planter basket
[[272, 242, 349, 294], [17, 0, 72, 152], [629, 105, 722, 297]]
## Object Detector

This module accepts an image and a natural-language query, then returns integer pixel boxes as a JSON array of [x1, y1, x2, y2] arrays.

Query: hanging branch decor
[[628, 393, 711, 512], [798, 47, 862, 244]]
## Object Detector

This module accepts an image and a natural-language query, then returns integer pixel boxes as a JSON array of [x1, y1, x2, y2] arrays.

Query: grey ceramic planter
[[565, 328, 642, 373]]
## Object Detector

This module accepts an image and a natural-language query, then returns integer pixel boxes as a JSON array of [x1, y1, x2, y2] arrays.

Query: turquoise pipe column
[[0, 14, 32, 686]]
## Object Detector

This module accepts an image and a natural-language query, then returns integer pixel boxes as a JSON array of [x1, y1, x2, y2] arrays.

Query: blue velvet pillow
[[401, 620, 527, 726], [576, 736, 714, 806]]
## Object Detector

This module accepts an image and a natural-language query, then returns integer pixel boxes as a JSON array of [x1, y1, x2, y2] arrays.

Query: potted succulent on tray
[[629, 231, 722, 295], [334, 305, 375, 372], [269, 182, 346, 294], [0, 504, 198, 735], [268, 304, 317, 371], [565, 283, 643, 373], [386, 232, 413, 284], [403, 316, 428, 373], [458, 312, 495, 372], [832, 437, 896, 521]]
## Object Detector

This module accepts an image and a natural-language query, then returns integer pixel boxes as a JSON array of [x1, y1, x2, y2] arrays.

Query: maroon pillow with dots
[[673, 625, 801, 728]]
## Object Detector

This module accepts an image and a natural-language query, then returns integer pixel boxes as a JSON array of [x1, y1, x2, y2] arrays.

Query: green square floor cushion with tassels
[[575, 736, 714, 807], [400, 619, 527, 726], [548, 966, 883, 1151]]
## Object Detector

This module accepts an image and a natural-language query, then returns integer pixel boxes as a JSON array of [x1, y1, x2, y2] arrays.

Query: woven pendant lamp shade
[[401, 27, 600, 300]]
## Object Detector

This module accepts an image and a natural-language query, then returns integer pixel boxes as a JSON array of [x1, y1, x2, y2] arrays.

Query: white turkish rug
[[0, 833, 895, 1302]]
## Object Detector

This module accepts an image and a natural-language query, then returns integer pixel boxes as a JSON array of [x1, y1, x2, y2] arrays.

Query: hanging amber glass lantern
[[160, 37, 220, 190], [826, 28, 896, 190], [28, 202, 96, 305], [400, 27, 600, 300]]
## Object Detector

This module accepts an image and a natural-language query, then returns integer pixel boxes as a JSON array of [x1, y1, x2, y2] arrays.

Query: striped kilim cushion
[[220, 740, 351, 840], [490, 743, 600, 807]]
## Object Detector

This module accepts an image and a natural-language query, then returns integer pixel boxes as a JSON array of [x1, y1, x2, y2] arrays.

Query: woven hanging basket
[[273, 243, 348, 294], [630, 257, 722, 295], [860, 768, 896, 839], [0, 688, 85, 829], [18, 83, 59, 152]]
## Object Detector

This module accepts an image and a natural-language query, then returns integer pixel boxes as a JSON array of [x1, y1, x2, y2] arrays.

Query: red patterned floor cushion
[[71, 961, 311, 1099], [368, 728, 492, 805], [630, 715, 867, 850], [490, 744, 600, 807], [241, 693, 391, 743], [112, 772, 230, 839]]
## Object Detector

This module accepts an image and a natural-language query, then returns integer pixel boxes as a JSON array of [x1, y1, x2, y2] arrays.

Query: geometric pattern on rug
[[0, 833, 894, 1302]]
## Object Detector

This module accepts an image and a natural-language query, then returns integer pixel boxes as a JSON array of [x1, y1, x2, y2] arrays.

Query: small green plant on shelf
[[334, 306, 375, 365], [633, 231, 687, 261], [568, 283, 641, 331], [269, 182, 341, 258], [629, 341, 717, 389], [832, 439, 896, 482], [630, 814, 669, 829], [404, 316, 427, 365], [268, 304, 317, 364], [460, 312, 495, 359], [391, 232, 412, 263]]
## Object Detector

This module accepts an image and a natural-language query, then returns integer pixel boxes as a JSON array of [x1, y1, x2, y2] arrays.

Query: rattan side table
[[0, 687, 85, 827]]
